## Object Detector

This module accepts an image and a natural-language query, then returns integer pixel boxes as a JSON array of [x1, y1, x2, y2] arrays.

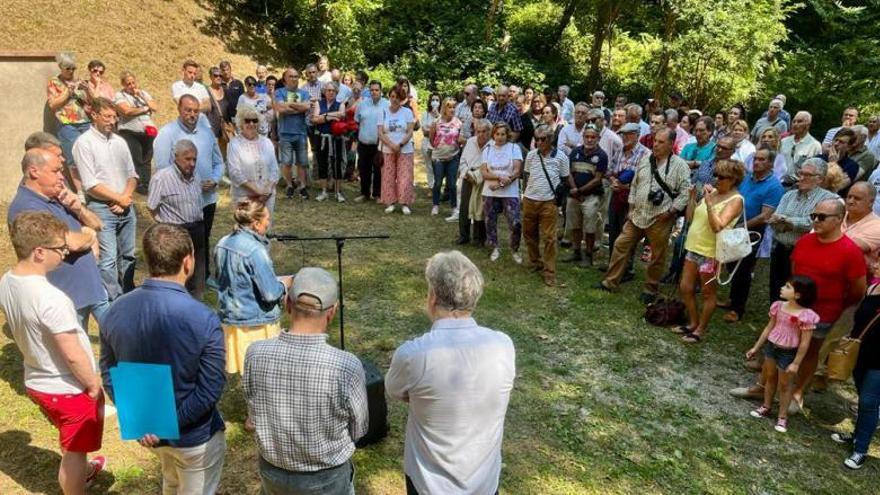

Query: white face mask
[[430, 100, 440, 110]]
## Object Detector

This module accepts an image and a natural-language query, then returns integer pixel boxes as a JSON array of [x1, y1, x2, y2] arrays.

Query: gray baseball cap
[[291, 267, 338, 310], [619, 122, 641, 134]]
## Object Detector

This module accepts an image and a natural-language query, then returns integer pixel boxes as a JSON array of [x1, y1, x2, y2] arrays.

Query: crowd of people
[[1, 49, 880, 494]]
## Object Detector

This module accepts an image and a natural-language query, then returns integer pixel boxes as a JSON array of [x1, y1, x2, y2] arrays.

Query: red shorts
[[26, 388, 104, 452]]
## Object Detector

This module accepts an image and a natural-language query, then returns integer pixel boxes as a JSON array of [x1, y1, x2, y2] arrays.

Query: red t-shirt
[[791, 233, 866, 323]]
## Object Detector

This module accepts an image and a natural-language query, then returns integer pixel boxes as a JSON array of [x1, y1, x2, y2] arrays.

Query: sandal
[[672, 325, 694, 335], [723, 311, 740, 323], [681, 332, 703, 343]]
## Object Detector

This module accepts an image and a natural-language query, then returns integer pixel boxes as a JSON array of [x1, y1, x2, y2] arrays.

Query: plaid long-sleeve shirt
[[243, 331, 368, 472]]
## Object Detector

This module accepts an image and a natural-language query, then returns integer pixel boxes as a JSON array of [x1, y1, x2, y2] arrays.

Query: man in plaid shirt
[[487, 85, 523, 142], [244, 267, 368, 494]]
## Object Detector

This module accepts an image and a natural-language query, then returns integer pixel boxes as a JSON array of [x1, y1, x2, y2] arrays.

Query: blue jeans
[[853, 367, 880, 454], [76, 296, 111, 330], [431, 156, 459, 207], [57, 123, 91, 167], [89, 202, 137, 301], [259, 457, 354, 495]]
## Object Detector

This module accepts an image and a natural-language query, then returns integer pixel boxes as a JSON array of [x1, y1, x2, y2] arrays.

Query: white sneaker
[[354, 195, 366, 203], [490, 248, 501, 262], [385, 204, 396, 214], [512, 251, 523, 264], [316, 190, 328, 202], [431, 205, 440, 216], [402, 206, 412, 215], [337, 192, 346, 203], [104, 404, 117, 419], [445, 209, 459, 222]]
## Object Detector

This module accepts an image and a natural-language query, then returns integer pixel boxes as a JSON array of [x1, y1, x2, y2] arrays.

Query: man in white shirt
[[780, 111, 823, 185], [822, 106, 859, 152], [556, 102, 590, 155], [387, 251, 515, 495], [557, 85, 575, 124], [73, 98, 138, 301], [171, 59, 211, 113], [0, 211, 106, 494]]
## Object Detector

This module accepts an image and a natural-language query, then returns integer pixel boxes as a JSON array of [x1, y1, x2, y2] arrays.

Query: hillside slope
[[0, 0, 260, 124]]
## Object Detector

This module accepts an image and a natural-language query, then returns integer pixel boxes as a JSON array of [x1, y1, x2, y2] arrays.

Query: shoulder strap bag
[[538, 149, 569, 207], [712, 195, 762, 285], [650, 155, 678, 200], [827, 301, 880, 381]]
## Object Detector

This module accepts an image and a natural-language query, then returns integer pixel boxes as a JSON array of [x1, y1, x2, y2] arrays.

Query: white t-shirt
[[0, 272, 95, 394], [381, 107, 415, 154], [481, 142, 523, 198], [171, 80, 210, 103]]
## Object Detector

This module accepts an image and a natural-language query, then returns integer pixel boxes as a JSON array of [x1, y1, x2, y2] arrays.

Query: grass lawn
[[0, 174, 877, 494]]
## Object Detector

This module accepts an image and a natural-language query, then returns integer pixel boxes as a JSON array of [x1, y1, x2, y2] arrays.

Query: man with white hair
[[591, 90, 611, 123], [556, 102, 590, 156], [487, 85, 522, 142], [558, 85, 575, 124], [849, 125, 878, 180], [244, 266, 367, 494], [387, 251, 515, 495], [759, 93, 791, 128], [780, 111, 823, 185], [625, 103, 651, 137], [147, 139, 207, 299], [751, 98, 788, 143]]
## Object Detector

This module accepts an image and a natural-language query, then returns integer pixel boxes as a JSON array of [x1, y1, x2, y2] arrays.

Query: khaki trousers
[[522, 198, 558, 277], [603, 217, 675, 293]]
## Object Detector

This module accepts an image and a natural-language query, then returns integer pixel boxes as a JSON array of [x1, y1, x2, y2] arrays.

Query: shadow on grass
[[0, 341, 25, 397], [0, 431, 115, 493]]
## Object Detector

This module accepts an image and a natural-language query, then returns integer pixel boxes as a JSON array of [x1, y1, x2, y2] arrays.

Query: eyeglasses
[[809, 213, 840, 222], [62, 66, 76, 71], [713, 174, 732, 180], [43, 244, 69, 258], [797, 171, 820, 178], [534, 136, 548, 142], [211, 73, 222, 78], [91, 68, 104, 75], [244, 118, 259, 124]]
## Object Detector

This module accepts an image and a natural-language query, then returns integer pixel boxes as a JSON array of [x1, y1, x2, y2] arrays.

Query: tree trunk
[[653, 1, 677, 101], [586, 0, 621, 91], [552, 0, 579, 47], [485, 0, 503, 43]]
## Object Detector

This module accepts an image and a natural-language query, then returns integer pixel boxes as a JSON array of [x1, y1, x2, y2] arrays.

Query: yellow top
[[684, 194, 743, 258]]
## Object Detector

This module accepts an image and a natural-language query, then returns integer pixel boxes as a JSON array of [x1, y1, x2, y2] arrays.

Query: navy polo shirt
[[7, 185, 104, 309], [738, 172, 784, 221], [568, 146, 608, 194]]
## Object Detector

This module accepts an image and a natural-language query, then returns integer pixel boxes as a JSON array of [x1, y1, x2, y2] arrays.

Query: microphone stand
[[269, 233, 390, 349]]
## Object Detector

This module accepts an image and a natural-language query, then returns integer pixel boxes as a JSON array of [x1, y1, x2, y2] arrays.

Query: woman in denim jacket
[[214, 199, 292, 374]]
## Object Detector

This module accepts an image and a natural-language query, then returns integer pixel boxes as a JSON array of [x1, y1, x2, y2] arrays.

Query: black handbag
[[538, 149, 570, 207]]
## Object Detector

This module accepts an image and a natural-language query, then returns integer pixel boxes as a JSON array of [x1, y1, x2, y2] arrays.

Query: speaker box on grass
[[356, 358, 389, 447]]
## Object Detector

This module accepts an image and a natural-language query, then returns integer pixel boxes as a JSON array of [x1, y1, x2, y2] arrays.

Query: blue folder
[[109, 362, 180, 441]]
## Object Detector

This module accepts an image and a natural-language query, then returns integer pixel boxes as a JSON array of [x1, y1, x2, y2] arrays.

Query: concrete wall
[[0, 52, 57, 203]]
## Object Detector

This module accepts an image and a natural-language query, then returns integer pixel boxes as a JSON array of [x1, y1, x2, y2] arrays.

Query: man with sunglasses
[[787, 200, 865, 412], [765, 158, 838, 304], [171, 59, 211, 113]]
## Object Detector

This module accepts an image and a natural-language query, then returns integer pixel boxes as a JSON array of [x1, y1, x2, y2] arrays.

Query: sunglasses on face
[[714, 174, 732, 180], [244, 118, 259, 124], [809, 213, 839, 222], [535, 136, 548, 142], [211, 73, 222, 78], [91, 68, 104, 75], [63, 66, 76, 71], [245, 82, 256, 86]]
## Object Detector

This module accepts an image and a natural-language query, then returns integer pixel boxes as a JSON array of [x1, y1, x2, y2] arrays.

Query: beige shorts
[[566, 194, 603, 234]]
